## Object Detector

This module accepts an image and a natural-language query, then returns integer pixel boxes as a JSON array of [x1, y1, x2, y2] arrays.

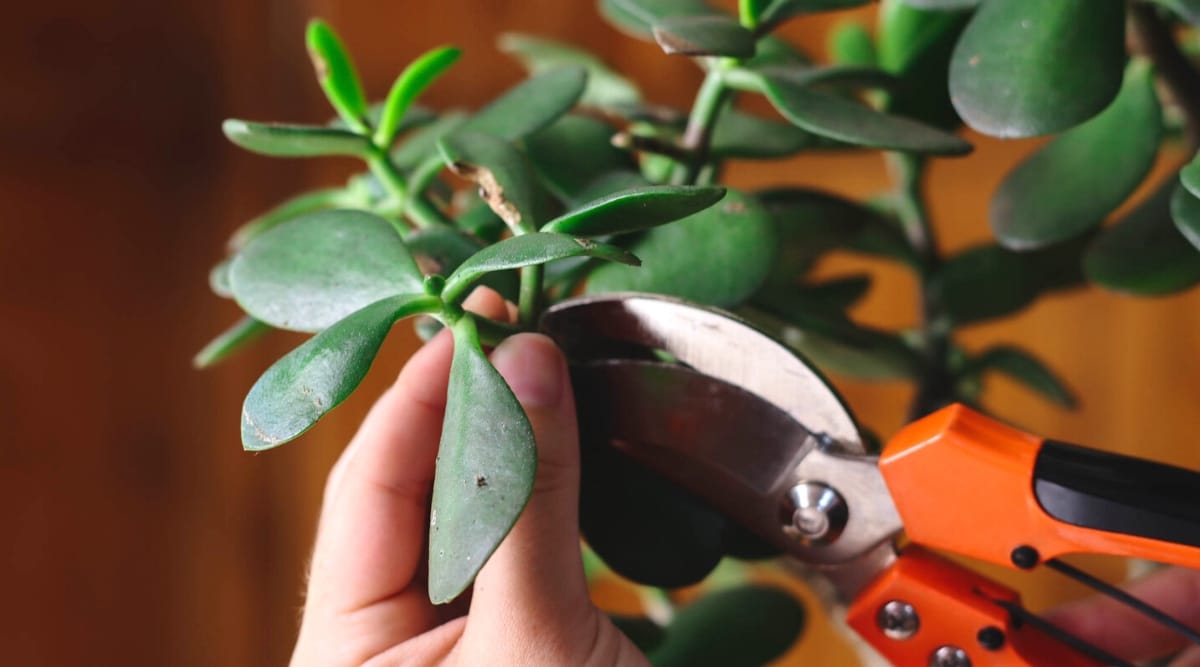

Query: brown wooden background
[[3, 1, 1198, 664]]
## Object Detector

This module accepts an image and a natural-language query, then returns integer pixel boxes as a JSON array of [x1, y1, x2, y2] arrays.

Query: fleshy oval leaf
[[991, 59, 1161, 250], [1084, 182, 1200, 295], [542, 185, 726, 237], [653, 15, 756, 59], [524, 114, 636, 203], [229, 210, 424, 332], [937, 244, 1037, 325], [968, 346, 1077, 408], [1172, 181, 1200, 252], [428, 316, 537, 603], [461, 66, 588, 140], [438, 131, 540, 231], [375, 46, 462, 148], [499, 33, 641, 108], [193, 316, 270, 369], [598, 0, 715, 40], [306, 19, 370, 130], [241, 294, 439, 451], [648, 586, 806, 667], [948, 0, 1126, 138], [222, 120, 372, 158]]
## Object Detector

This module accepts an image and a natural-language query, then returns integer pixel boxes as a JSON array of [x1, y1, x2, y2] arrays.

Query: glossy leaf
[[405, 226, 520, 301], [711, 110, 826, 158], [755, 0, 872, 33], [877, 0, 971, 130], [1085, 182, 1200, 295], [744, 34, 811, 68], [499, 33, 641, 108], [900, 0, 978, 8], [390, 112, 469, 171], [948, 0, 1126, 138], [438, 131, 540, 231], [306, 20, 370, 130], [649, 586, 805, 667], [969, 346, 1076, 408], [443, 232, 639, 305], [241, 294, 439, 450], [222, 120, 372, 158], [991, 60, 1161, 250], [230, 210, 424, 332], [227, 187, 353, 252], [937, 245, 1036, 325], [193, 316, 270, 369], [653, 15, 756, 59], [542, 185, 726, 237], [587, 189, 777, 307], [209, 260, 233, 298], [375, 46, 462, 148], [738, 0, 772, 28], [1152, 0, 1200, 24], [829, 21, 876, 67], [1172, 182, 1200, 252], [598, 0, 714, 40], [571, 171, 653, 207], [1181, 152, 1200, 201], [428, 316, 537, 603], [461, 66, 588, 140], [748, 71, 972, 155], [524, 114, 636, 202]]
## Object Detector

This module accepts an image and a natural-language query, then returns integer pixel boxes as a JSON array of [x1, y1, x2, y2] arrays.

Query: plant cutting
[[199, 0, 1200, 662]]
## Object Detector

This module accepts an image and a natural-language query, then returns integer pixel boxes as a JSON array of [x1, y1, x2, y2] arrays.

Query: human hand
[[290, 289, 648, 666], [1046, 565, 1200, 666]]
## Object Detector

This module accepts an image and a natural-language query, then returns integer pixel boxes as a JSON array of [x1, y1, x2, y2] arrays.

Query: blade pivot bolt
[[876, 600, 919, 640], [976, 626, 1005, 650], [780, 482, 847, 545], [930, 645, 971, 667], [1010, 545, 1039, 569]]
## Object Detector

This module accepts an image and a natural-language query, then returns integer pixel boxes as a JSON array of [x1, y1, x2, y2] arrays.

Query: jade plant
[[199, 0, 1200, 661]]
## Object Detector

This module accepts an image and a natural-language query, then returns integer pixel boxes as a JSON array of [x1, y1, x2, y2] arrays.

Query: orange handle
[[846, 546, 1101, 666], [878, 404, 1200, 570]]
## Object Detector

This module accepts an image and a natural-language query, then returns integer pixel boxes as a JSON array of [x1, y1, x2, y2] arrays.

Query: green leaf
[[498, 33, 641, 108], [748, 71, 972, 155], [328, 102, 435, 134], [230, 210, 424, 332], [829, 21, 876, 67], [241, 294, 439, 450], [1172, 182, 1200, 252], [428, 316, 537, 603], [1149, 0, 1200, 24], [744, 34, 811, 68], [611, 616, 667, 654], [461, 66, 588, 140], [542, 185, 726, 237], [1181, 152, 1200, 201], [738, 0, 772, 29], [900, 0, 978, 8], [937, 244, 1037, 325], [443, 232, 639, 305], [711, 110, 826, 158], [524, 114, 636, 203], [968, 346, 1076, 408], [193, 316, 270, 369], [1086, 181, 1200, 295], [991, 59, 1161, 250], [755, 0, 872, 33], [375, 46, 462, 148], [306, 20, 370, 131], [652, 15, 756, 59], [405, 226, 520, 301], [221, 120, 372, 158], [571, 171, 654, 208], [648, 586, 805, 667], [227, 187, 354, 251], [587, 189, 777, 307], [948, 0, 1126, 138], [438, 131, 541, 231], [209, 259, 233, 298], [390, 112, 470, 171], [598, 0, 715, 40], [877, 0, 971, 130]]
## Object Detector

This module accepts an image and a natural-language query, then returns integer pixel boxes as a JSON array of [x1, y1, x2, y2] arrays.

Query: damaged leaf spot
[[448, 161, 523, 229], [475, 475, 488, 488]]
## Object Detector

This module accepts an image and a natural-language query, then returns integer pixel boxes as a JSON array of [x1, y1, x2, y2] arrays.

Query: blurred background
[[3, 0, 1199, 664]]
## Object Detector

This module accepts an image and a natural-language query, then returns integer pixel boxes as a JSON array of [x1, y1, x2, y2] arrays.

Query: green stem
[[473, 314, 524, 346], [406, 194, 454, 229], [518, 264, 544, 329], [672, 69, 732, 185], [367, 149, 419, 230]]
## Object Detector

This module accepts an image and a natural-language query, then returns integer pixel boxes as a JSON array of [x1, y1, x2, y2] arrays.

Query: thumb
[[460, 333, 595, 651]]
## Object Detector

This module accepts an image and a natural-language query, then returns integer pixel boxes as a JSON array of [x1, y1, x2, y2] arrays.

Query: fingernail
[[490, 334, 564, 409]]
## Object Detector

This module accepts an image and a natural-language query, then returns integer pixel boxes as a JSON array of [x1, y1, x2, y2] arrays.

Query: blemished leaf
[[1181, 152, 1200, 201], [754, 0, 872, 33], [405, 226, 520, 301], [230, 210, 424, 332], [648, 586, 805, 667], [438, 131, 541, 231], [499, 33, 641, 108], [306, 20, 370, 130], [428, 316, 537, 603], [193, 316, 270, 369], [461, 66, 588, 140], [969, 346, 1077, 408], [991, 59, 1161, 250], [443, 232, 639, 305], [829, 21, 876, 67], [1086, 181, 1200, 295], [937, 244, 1037, 325], [390, 112, 469, 171], [240, 294, 440, 451], [1172, 182, 1200, 252], [948, 0, 1126, 138], [221, 120, 372, 158], [226, 187, 354, 252], [900, 0, 978, 8], [598, 0, 715, 40], [747, 71, 972, 155], [586, 189, 777, 307], [524, 114, 636, 203], [1150, 0, 1200, 24], [653, 15, 757, 59], [375, 46, 462, 148], [711, 110, 827, 158], [877, 0, 971, 130], [542, 185, 726, 237]]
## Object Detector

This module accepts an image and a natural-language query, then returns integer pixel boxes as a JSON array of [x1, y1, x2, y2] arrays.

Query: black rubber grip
[[1033, 440, 1200, 548]]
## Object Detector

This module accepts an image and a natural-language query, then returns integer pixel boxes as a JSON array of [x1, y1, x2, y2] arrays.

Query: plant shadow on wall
[[197, 0, 1200, 663]]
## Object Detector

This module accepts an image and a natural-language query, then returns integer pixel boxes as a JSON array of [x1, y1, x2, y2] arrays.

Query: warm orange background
[[3, 1, 1198, 665]]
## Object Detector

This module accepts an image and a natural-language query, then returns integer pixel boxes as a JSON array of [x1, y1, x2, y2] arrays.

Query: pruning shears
[[539, 293, 1200, 667]]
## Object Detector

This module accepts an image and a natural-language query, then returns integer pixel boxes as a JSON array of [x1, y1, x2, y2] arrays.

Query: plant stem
[[366, 149, 419, 229], [518, 264, 544, 329], [473, 314, 524, 346], [1131, 3, 1200, 152], [672, 69, 732, 185]]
